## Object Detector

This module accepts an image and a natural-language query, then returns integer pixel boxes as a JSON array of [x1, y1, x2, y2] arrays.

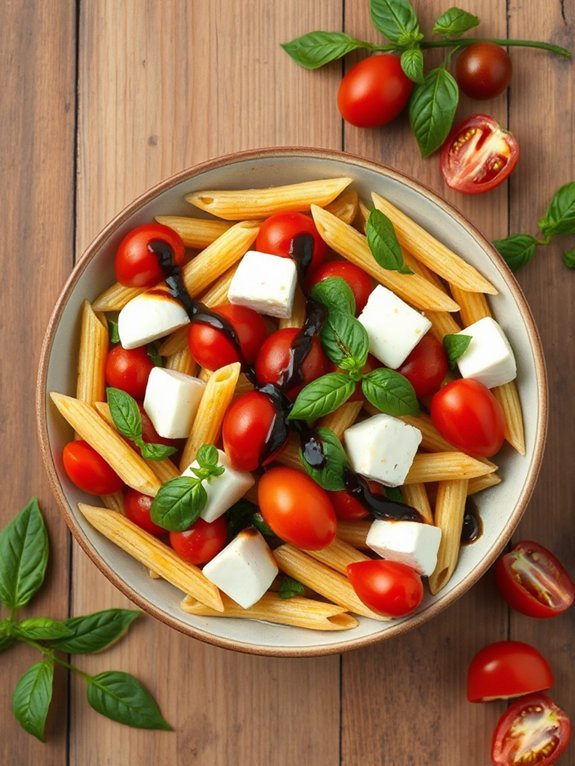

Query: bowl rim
[[36, 146, 548, 657]]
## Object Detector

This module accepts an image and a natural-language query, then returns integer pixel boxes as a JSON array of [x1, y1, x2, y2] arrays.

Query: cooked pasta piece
[[158, 325, 189, 356], [318, 401, 363, 439], [449, 283, 491, 325], [428, 480, 469, 594], [325, 188, 359, 225], [336, 521, 371, 550], [405, 452, 495, 484], [426, 310, 462, 342], [92, 283, 142, 313], [274, 435, 302, 471], [403, 250, 446, 291], [492, 382, 526, 455], [468, 472, 501, 495], [154, 215, 231, 248], [164, 346, 198, 376], [278, 286, 307, 330], [76, 301, 109, 405], [356, 199, 370, 233], [100, 492, 124, 513], [401, 483, 433, 524], [305, 538, 371, 574], [198, 265, 237, 307]]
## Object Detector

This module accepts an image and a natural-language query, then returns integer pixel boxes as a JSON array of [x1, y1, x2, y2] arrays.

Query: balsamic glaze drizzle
[[344, 468, 423, 523], [461, 498, 483, 545]]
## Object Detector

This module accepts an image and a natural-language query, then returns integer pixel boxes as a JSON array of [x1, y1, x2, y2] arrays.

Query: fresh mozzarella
[[202, 528, 278, 609], [366, 519, 442, 577], [143, 368, 205, 439], [227, 250, 297, 319], [181, 449, 254, 523], [118, 290, 190, 350], [456, 317, 517, 388], [357, 285, 432, 369], [343, 413, 422, 487]]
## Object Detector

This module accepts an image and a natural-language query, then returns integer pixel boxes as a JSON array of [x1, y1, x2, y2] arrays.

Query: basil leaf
[[146, 343, 163, 367], [385, 486, 404, 503], [108, 319, 120, 344], [370, 0, 421, 44], [562, 248, 575, 269], [299, 427, 348, 491], [15, 618, 73, 641], [150, 477, 207, 531], [106, 387, 142, 441], [320, 311, 369, 368], [493, 234, 537, 272], [53, 609, 141, 654], [0, 498, 48, 610], [139, 441, 177, 461], [197, 444, 220, 468], [409, 67, 459, 158], [12, 659, 54, 741], [538, 182, 575, 237], [252, 513, 275, 538], [444, 333, 472, 370], [226, 501, 259, 541], [278, 576, 305, 599], [288, 373, 356, 421], [361, 368, 419, 416], [400, 47, 424, 84], [311, 277, 356, 315], [433, 7, 480, 37], [281, 31, 368, 70], [87, 671, 172, 730], [0, 635, 13, 653], [367, 209, 413, 274]]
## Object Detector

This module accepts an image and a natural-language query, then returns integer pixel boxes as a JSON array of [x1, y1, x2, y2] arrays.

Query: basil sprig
[[367, 209, 413, 274], [106, 387, 177, 461], [278, 576, 306, 599], [288, 373, 356, 422], [298, 426, 348, 491], [493, 234, 538, 273], [443, 333, 472, 370]]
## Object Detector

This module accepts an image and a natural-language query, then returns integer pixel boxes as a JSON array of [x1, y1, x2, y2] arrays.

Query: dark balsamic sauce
[[344, 467, 422, 523], [461, 498, 483, 545]]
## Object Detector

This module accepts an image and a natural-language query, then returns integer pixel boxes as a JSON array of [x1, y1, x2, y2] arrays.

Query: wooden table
[[2, 2, 574, 764]]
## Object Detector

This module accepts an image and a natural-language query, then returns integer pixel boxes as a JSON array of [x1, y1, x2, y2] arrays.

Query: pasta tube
[[76, 301, 108, 405], [154, 216, 231, 248], [428, 480, 468, 594]]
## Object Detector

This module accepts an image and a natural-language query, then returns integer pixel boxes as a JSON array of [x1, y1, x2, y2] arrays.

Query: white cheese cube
[[143, 368, 205, 439], [228, 250, 297, 318], [343, 413, 422, 487], [181, 449, 254, 523], [357, 285, 432, 369], [118, 291, 190, 350], [366, 519, 442, 577], [456, 317, 517, 389], [202, 528, 278, 609]]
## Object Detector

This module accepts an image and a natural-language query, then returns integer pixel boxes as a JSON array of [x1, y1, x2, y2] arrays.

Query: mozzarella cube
[[357, 285, 432, 369], [456, 317, 517, 388], [118, 291, 190, 349], [228, 250, 297, 318], [143, 367, 205, 439], [343, 414, 422, 487], [202, 528, 278, 609], [181, 449, 254, 523], [366, 519, 442, 577]]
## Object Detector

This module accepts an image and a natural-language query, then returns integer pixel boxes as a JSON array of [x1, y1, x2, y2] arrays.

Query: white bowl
[[37, 148, 547, 656]]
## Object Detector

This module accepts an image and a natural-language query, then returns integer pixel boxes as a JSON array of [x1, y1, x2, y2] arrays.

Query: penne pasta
[[154, 215, 231, 248], [428, 480, 469, 594], [405, 452, 495, 484], [198, 265, 237, 308], [468, 472, 501, 495], [325, 188, 359, 225], [336, 521, 371, 550], [76, 301, 109, 405], [275, 434, 303, 471], [426, 310, 463, 342], [401, 483, 434, 524], [318, 400, 363, 439], [164, 346, 198, 376], [356, 199, 370, 233], [449, 283, 491, 325], [100, 492, 124, 513], [159, 325, 189, 356], [278, 286, 307, 330], [305, 538, 371, 575], [493, 382, 526, 455], [92, 282, 141, 314]]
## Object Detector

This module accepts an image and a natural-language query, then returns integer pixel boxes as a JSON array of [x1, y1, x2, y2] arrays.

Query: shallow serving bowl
[[37, 148, 547, 656]]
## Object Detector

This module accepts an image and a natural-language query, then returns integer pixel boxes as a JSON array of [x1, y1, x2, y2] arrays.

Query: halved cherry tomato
[[123, 489, 165, 537], [62, 440, 124, 495], [258, 467, 336, 550], [306, 261, 375, 314], [467, 641, 553, 703], [397, 335, 449, 398], [495, 541, 575, 618], [255, 328, 329, 400], [105, 345, 154, 400], [115, 223, 185, 287], [347, 560, 423, 617], [255, 212, 327, 271], [430, 378, 505, 457], [440, 114, 519, 194], [222, 391, 286, 471], [169, 517, 228, 565], [491, 693, 571, 766], [188, 304, 268, 371]]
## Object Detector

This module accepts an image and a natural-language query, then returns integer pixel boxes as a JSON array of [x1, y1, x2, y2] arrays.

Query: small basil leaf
[[252, 513, 275, 538], [12, 659, 54, 741], [226, 502, 259, 541], [288, 373, 356, 422], [106, 387, 143, 441], [146, 343, 163, 367], [139, 442, 177, 461], [150, 477, 207, 532], [15, 618, 73, 641], [53, 609, 141, 654], [87, 671, 172, 730], [385, 486, 404, 503], [108, 319, 120, 344], [361, 368, 419, 416], [562, 248, 575, 269], [538, 182, 575, 237], [196, 444, 220, 468], [400, 47, 424, 84], [0, 635, 13, 653], [281, 31, 368, 69], [299, 427, 348, 491], [409, 67, 459, 158], [311, 277, 356, 315], [367, 209, 413, 274], [320, 311, 369, 368], [0, 498, 48, 610], [278, 576, 305, 599], [493, 234, 538, 272], [433, 7, 480, 37], [443, 333, 472, 371], [370, 0, 421, 44]]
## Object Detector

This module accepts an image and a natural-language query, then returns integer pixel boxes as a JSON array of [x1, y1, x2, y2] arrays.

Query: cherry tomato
[[105, 345, 154, 400], [169, 516, 228, 565], [255, 212, 327, 271], [139, 405, 179, 448], [115, 223, 185, 287], [495, 541, 575, 618], [62, 440, 124, 495], [430, 378, 505, 457], [258, 467, 336, 550], [467, 641, 553, 703], [123, 489, 165, 537], [306, 261, 375, 314], [440, 114, 519, 194], [347, 560, 423, 617], [456, 43, 512, 100], [255, 328, 329, 400], [188, 304, 268, 371], [491, 693, 571, 766], [337, 54, 413, 128], [397, 335, 449, 398], [328, 490, 370, 521], [222, 391, 286, 471]]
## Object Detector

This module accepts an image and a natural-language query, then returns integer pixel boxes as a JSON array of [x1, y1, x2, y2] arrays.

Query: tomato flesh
[[62, 440, 124, 496], [467, 641, 553, 703], [169, 517, 228, 565]]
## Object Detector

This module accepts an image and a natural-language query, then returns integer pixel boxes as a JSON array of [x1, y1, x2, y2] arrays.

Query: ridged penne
[[428, 480, 469, 594], [100, 492, 124, 513], [468, 472, 501, 495], [493, 381, 526, 455], [325, 188, 359, 225], [305, 538, 370, 574], [426, 310, 463, 342], [401, 483, 434, 524], [318, 400, 363, 439], [158, 325, 189, 356], [449, 283, 491, 325], [76, 301, 109, 405], [198, 265, 237, 307], [336, 521, 371, 550], [278, 286, 307, 330], [164, 346, 198, 376], [405, 452, 495, 484], [154, 215, 231, 248]]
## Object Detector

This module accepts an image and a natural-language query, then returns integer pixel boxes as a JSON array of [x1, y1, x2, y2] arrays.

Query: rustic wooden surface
[[1, 1, 574, 764]]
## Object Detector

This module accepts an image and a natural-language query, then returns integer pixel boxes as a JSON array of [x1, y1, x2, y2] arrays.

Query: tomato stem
[[418, 38, 572, 58]]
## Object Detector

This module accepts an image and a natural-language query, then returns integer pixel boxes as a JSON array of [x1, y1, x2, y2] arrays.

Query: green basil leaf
[[252, 513, 275, 538], [370, 0, 421, 43], [278, 576, 305, 599], [15, 618, 73, 641], [0, 498, 48, 610], [361, 368, 419, 416], [0, 635, 13, 653], [311, 277, 356, 315], [12, 659, 54, 741], [106, 387, 142, 441], [385, 486, 404, 503], [87, 671, 172, 730], [138, 442, 177, 461], [299, 427, 348, 491], [226, 501, 259, 541], [196, 444, 220, 468], [146, 343, 163, 367], [538, 182, 575, 237], [562, 248, 575, 269], [443, 333, 472, 370], [400, 47, 424, 84], [433, 7, 480, 37], [150, 477, 207, 532], [367, 209, 413, 274], [281, 31, 368, 69], [320, 311, 369, 368], [288, 373, 356, 421], [108, 319, 120, 344], [52, 609, 141, 654], [409, 67, 459, 158], [493, 234, 537, 272]]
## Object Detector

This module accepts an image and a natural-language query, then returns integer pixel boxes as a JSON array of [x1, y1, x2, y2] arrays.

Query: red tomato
[[440, 114, 519, 194], [62, 440, 124, 495], [188, 304, 268, 370], [222, 391, 286, 471], [467, 641, 553, 703], [491, 693, 571, 766], [123, 489, 165, 537], [456, 43, 512, 100], [255, 328, 329, 399], [256, 212, 327, 271], [495, 540, 575, 618], [347, 560, 423, 617], [169, 517, 228, 565], [397, 335, 449, 398], [329, 490, 369, 521], [306, 261, 375, 314], [105, 345, 154, 400], [430, 378, 505, 457], [115, 223, 185, 287], [139, 405, 179, 448], [258, 467, 336, 550], [337, 54, 413, 128]]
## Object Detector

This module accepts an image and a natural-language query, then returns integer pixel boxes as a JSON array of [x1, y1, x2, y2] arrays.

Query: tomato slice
[[495, 541, 575, 618], [491, 693, 571, 766], [467, 641, 553, 703], [440, 114, 519, 193]]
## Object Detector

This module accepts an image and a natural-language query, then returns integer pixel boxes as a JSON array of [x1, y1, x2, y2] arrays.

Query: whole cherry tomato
[[123, 488, 165, 537], [256, 212, 327, 271], [328, 489, 370, 521], [169, 516, 228, 565], [188, 304, 268, 370], [397, 335, 448, 398], [307, 261, 375, 314], [347, 560, 423, 617], [62, 440, 124, 495], [255, 328, 329, 399], [105, 345, 154, 400], [115, 223, 185, 287], [467, 641, 553, 703], [456, 42, 512, 100], [222, 391, 286, 471]]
